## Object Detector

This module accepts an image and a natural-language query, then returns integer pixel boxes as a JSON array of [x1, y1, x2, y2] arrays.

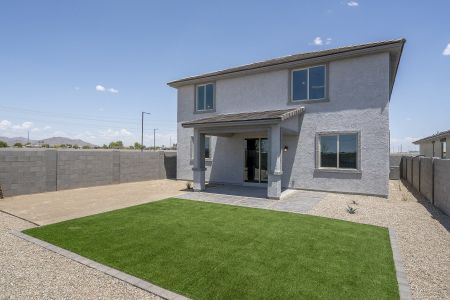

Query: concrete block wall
[[389, 154, 402, 180], [434, 159, 450, 216], [406, 157, 413, 184], [57, 150, 115, 190], [0, 149, 50, 196], [0, 149, 176, 197], [412, 157, 420, 191], [119, 151, 164, 183], [419, 157, 433, 202], [401, 155, 450, 216]]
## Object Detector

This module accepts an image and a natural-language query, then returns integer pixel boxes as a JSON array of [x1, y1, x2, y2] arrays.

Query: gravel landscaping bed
[[308, 180, 450, 300], [0, 212, 161, 300]]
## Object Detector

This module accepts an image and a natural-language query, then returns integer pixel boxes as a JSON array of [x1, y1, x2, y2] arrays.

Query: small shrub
[[346, 206, 357, 214], [186, 182, 192, 190]]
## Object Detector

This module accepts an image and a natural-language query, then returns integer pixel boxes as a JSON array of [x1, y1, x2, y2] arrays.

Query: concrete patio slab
[[178, 184, 325, 213], [0, 179, 187, 225]]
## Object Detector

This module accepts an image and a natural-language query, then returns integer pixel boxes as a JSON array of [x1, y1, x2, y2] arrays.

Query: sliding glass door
[[244, 138, 268, 183]]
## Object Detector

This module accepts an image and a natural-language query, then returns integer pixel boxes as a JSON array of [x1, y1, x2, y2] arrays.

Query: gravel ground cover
[[0, 212, 161, 300], [308, 180, 450, 300]]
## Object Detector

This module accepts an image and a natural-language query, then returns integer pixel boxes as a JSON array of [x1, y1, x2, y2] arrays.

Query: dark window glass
[[339, 134, 357, 169], [441, 139, 447, 159], [320, 136, 337, 168], [205, 137, 210, 159], [309, 66, 325, 99], [196, 85, 205, 111], [292, 69, 308, 101], [205, 84, 214, 110]]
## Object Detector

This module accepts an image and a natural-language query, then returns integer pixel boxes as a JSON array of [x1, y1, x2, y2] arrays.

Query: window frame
[[190, 135, 212, 160], [290, 64, 327, 102], [441, 138, 447, 159], [195, 83, 215, 113], [316, 131, 360, 171]]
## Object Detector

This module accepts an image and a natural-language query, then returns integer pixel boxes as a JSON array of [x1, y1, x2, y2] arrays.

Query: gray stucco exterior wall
[[177, 53, 391, 196]]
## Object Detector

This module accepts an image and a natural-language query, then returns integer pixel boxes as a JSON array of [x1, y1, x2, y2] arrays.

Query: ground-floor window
[[318, 132, 359, 169], [441, 138, 447, 159], [190, 136, 211, 160]]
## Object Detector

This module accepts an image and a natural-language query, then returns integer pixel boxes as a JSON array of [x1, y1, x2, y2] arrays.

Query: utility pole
[[153, 128, 158, 151], [27, 130, 29, 144], [169, 136, 172, 149], [141, 112, 151, 152]]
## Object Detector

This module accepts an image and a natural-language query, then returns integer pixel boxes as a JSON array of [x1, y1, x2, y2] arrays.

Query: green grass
[[24, 198, 399, 300]]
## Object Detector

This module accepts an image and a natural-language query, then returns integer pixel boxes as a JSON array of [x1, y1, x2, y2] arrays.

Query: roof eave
[[168, 39, 406, 88]]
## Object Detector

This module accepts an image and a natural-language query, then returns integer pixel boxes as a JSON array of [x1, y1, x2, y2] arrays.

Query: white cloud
[[99, 128, 133, 138], [347, 1, 359, 7], [0, 120, 12, 130], [96, 85, 106, 92], [311, 37, 332, 46], [442, 44, 450, 56], [12, 121, 33, 130], [43, 125, 52, 130], [313, 37, 323, 45], [74, 86, 80, 91], [96, 84, 119, 94]]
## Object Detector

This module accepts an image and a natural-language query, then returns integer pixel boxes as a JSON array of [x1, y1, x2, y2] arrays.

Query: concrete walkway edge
[[9, 230, 191, 300], [389, 228, 412, 300]]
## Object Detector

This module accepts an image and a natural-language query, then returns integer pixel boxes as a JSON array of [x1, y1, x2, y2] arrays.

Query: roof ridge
[[168, 39, 405, 87]]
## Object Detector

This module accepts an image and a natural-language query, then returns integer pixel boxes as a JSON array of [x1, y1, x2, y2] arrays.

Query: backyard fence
[[0, 149, 176, 197], [401, 155, 450, 216]]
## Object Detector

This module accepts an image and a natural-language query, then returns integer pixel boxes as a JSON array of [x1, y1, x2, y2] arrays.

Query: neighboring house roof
[[167, 39, 406, 96], [182, 107, 304, 128], [413, 130, 450, 144]]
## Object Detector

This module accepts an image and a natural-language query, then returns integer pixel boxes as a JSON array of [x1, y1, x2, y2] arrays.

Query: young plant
[[186, 182, 192, 190], [346, 206, 357, 214]]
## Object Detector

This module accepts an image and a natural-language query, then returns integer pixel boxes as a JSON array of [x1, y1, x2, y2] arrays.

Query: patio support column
[[192, 128, 206, 191], [268, 124, 282, 199]]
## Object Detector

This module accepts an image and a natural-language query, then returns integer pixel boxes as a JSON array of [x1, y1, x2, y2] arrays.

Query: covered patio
[[182, 107, 304, 199]]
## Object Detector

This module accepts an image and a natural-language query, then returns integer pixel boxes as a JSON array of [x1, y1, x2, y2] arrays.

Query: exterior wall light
[[284, 145, 288, 152]]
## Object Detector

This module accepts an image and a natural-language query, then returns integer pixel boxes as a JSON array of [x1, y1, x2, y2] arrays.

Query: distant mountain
[[0, 136, 97, 147]]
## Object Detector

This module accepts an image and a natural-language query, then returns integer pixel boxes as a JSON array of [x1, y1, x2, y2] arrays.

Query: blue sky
[[0, 1, 449, 149]]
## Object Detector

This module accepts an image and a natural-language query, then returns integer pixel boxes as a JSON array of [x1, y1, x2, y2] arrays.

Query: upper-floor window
[[291, 65, 326, 101], [441, 138, 447, 159], [196, 83, 215, 112], [318, 133, 358, 169]]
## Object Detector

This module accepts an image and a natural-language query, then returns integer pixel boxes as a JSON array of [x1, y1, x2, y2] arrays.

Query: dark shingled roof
[[413, 130, 450, 144], [182, 107, 304, 128], [168, 39, 405, 88]]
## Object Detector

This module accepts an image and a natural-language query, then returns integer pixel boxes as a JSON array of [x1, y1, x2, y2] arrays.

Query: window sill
[[315, 168, 361, 174], [288, 98, 329, 105], [194, 109, 216, 114]]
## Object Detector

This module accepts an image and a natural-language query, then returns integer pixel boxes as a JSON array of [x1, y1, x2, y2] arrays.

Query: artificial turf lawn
[[24, 198, 399, 300]]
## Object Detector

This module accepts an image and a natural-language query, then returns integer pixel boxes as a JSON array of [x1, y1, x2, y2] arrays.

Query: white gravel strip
[[308, 180, 450, 300], [0, 212, 162, 300]]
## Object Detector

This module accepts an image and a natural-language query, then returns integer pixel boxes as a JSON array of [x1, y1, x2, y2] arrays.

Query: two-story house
[[168, 39, 405, 199], [413, 130, 448, 159]]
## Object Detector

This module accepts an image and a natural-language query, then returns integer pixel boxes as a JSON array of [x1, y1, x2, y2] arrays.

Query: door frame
[[243, 137, 268, 186]]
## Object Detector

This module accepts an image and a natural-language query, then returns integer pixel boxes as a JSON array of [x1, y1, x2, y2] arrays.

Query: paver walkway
[[178, 185, 325, 213], [0, 179, 187, 225]]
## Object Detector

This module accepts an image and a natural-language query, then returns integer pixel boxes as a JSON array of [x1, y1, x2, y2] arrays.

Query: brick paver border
[[9, 230, 190, 300], [389, 228, 412, 300]]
